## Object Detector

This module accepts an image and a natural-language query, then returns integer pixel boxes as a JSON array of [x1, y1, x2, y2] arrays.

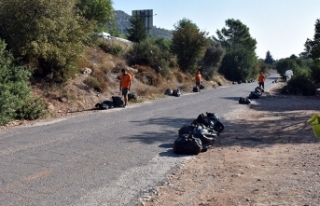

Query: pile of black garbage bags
[[193, 83, 205, 92], [239, 86, 264, 104], [164, 89, 181, 97], [173, 112, 224, 155], [248, 86, 264, 99], [95, 94, 137, 110]]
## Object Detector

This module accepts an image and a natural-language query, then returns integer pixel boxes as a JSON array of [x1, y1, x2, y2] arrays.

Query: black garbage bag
[[178, 125, 196, 136], [248, 91, 261, 99], [212, 121, 224, 134], [164, 89, 173, 96], [239, 97, 251, 104], [172, 89, 181, 97], [199, 83, 205, 90], [205, 112, 224, 134], [193, 86, 200, 92], [255, 86, 264, 93], [95, 103, 108, 110], [193, 133, 215, 147], [100, 103, 109, 110], [112, 96, 124, 107], [102, 100, 114, 108], [173, 133, 204, 155], [193, 124, 216, 136], [95, 100, 114, 110], [195, 113, 210, 126], [206, 112, 220, 121], [128, 93, 137, 101]]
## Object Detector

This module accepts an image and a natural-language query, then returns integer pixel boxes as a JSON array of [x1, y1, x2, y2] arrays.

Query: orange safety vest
[[121, 73, 132, 88], [195, 74, 202, 83], [258, 74, 265, 83]]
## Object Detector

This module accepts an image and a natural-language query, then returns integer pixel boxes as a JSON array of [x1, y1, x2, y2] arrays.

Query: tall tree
[[219, 47, 256, 81], [214, 19, 257, 52], [0, 0, 93, 82], [126, 14, 147, 43], [171, 18, 210, 73], [264, 51, 275, 65], [76, 0, 115, 31], [199, 42, 225, 79], [290, 54, 298, 59], [305, 19, 320, 60], [214, 19, 257, 80]]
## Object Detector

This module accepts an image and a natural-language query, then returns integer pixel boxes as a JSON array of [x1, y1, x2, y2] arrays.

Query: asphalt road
[[0, 74, 278, 206]]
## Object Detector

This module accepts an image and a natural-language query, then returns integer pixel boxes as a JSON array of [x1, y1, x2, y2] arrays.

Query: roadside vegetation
[[0, 0, 319, 125]]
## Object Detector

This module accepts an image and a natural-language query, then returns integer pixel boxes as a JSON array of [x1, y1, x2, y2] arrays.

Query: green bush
[[0, 39, 47, 125], [125, 38, 169, 72], [159, 65, 171, 77], [0, 0, 93, 83], [98, 40, 124, 56], [311, 60, 320, 83], [219, 48, 256, 81], [281, 74, 316, 96], [16, 97, 47, 120]]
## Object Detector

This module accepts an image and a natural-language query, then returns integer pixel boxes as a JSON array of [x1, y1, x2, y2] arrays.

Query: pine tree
[[305, 19, 320, 60], [126, 14, 147, 43], [214, 19, 257, 81], [264, 51, 274, 65], [171, 18, 210, 73]]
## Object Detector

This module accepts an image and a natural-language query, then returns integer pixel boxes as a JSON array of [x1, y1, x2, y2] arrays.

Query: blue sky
[[113, 0, 320, 60]]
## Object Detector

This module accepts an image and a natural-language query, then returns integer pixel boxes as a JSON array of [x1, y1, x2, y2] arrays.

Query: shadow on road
[[131, 117, 194, 128], [222, 97, 245, 101], [215, 95, 320, 148], [124, 95, 320, 153]]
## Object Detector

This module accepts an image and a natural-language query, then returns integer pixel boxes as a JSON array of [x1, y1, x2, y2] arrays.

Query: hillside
[[23, 40, 223, 127], [115, 10, 173, 39], [0, 11, 222, 127]]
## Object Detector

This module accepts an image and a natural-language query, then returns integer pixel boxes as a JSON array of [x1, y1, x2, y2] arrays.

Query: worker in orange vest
[[258, 71, 266, 90], [195, 70, 202, 87], [120, 69, 132, 108]]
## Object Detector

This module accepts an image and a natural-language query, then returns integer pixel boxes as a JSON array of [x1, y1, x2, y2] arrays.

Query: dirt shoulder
[[142, 84, 320, 206]]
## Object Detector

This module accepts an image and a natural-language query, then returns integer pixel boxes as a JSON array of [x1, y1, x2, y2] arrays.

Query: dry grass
[[212, 74, 226, 84], [76, 55, 94, 71], [135, 85, 157, 97], [132, 65, 163, 87], [36, 43, 228, 118], [173, 69, 192, 83], [97, 58, 115, 74], [180, 82, 194, 92]]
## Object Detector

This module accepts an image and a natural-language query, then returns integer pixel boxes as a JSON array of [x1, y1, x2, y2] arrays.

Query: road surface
[[0, 74, 278, 205]]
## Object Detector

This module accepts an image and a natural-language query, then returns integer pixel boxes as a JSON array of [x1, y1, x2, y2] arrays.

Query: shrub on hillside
[[173, 70, 191, 83], [133, 65, 163, 87], [0, 39, 47, 125], [98, 40, 125, 56], [16, 97, 47, 120], [125, 38, 169, 72], [0, 0, 93, 83], [281, 74, 316, 96]]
